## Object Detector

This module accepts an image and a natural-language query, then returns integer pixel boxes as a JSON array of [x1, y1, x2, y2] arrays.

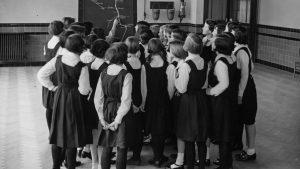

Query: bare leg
[[246, 124, 256, 154], [91, 129, 99, 169]]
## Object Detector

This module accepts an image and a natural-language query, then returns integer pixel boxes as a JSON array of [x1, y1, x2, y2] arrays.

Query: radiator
[[0, 33, 25, 61]]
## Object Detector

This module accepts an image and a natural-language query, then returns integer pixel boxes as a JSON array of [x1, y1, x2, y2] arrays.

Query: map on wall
[[86, 0, 136, 40]]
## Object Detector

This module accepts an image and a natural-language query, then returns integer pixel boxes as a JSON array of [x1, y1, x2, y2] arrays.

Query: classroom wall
[[0, 0, 78, 65], [0, 0, 78, 23], [258, 0, 300, 29], [256, 0, 300, 70], [137, 0, 204, 25]]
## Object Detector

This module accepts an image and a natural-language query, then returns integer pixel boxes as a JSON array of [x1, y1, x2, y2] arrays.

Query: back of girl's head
[[65, 34, 85, 54], [169, 40, 188, 59], [234, 26, 248, 45], [150, 25, 160, 38], [183, 33, 203, 54], [90, 39, 110, 59], [68, 25, 86, 36], [91, 27, 106, 39], [148, 38, 167, 61], [214, 33, 235, 55], [48, 20, 64, 36], [215, 20, 226, 35], [171, 29, 186, 41], [83, 21, 94, 36], [59, 30, 75, 48], [105, 42, 128, 64], [140, 29, 154, 45], [205, 19, 216, 32], [137, 21, 150, 28], [85, 34, 98, 49], [125, 36, 140, 54], [226, 21, 239, 32], [62, 17, 75, 29]]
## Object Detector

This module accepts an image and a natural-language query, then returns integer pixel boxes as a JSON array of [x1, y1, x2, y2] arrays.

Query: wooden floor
[[0, 64, 300, 169]]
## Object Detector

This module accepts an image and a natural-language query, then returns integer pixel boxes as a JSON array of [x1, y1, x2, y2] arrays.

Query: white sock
[[247, 148, 255, 155], [92, 162, 97, 169], [83, 146, 90, 152], [206, 147, 210, 159], [175, 153, 184, 166]]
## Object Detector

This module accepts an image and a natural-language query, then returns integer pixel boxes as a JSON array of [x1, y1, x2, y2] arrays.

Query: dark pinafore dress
[[235, 47, 257, 125], [42, 42, 61, 109], [49, 55, 87, 148], [170, 61, 180, 134], [144, 61, 170, 136], [83, 61, 108, 144], [176, 60, 209, 142], [208, 57, 232, 143], [124, 62, 143, 147], [97, 68, 133, 148]]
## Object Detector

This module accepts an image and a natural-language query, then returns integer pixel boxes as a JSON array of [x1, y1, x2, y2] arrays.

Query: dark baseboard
[[255, 59, 295, 73], [0, 61, 46, 67]]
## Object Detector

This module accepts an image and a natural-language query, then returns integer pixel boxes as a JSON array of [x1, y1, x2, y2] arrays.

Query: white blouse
[[175, 54, 205, 94], [80, 49, 96, 64], [209, 55, 229, 96], [37, 50, 91, 95], [43, 35, 60, 55], [94, 64, 133, 124], [166, 61, 176, 99]]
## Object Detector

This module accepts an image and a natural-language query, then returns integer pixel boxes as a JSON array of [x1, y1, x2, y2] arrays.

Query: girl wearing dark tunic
[[85, 39, 110, 169], [166, 40, 188, 169], [206, 34, 235, 169], [139, 29, 154, 64], [141, 38, 170, 167], [234, 26, 258, 161], [124, 36, 144, 165], [42, 20, 63, 130], [201, 19, 216, 64], [94, 43, 133, 169], [175, 33, 209, 169], [38, 34, 91, 169]]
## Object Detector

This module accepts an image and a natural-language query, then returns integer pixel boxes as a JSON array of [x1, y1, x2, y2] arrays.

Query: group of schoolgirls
[[37, 18, 258, 169]]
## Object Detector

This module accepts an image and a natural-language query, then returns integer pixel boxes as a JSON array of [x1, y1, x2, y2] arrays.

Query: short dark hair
[[214, 21, 226, 35], [183, 33, 203, 54], [68, 25, 86, 36], [137, 21, 150, 28], [148, 38, 167, 61], [59, 30, 75, 48], [85, 34, 98, 49], [205, 19, 216, 32], [234, 26, 248, 45], [140, 29, 154, 45], [171, 29, 186, 41], [62, 17, 75, 29], [83, 21, 94, 36], [48, 20, 64, 36], [90, 39, 110, 59], [65, 34, 85, 54], [227, 21, 239, 32], [92, 27, 106, 39], [105, 42, 128, 65], [169, 40, 188, 59], [125, 36, 140, 54], [214, 33, 235, 55]]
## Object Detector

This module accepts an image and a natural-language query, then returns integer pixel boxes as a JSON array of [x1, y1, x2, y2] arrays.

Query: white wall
[[0, 0, 78, 23], [258, 0, 300, 29], [137, 0, 204, 24]]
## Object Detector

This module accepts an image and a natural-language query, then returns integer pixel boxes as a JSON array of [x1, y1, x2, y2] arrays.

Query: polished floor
[[0, 64, 300, 169]]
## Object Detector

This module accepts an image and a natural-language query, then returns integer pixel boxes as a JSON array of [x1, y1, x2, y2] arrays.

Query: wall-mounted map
[[82, 0, 136, 40]]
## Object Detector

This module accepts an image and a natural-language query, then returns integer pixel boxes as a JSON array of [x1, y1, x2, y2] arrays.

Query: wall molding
[[258, 32, 300, 42], [258, 24, 300, 33], [0, 23, 49, 27], [256, 59, 294, 73]]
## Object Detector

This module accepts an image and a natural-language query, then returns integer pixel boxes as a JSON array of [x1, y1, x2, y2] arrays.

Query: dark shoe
[[166, 163, 184, 169], [232, 143, 243, 151], [213, 158, 220, 166], [81, 151, 92, 159], [77, 148, 83, 157], [148, 156, 168, 167], [127, 157, 142, 165], [235, 151, 256, 161], [205, 159, 211, 166], [63, 160, 82, 168], [143, 135, 151, 145], [195, 159, 210, 166]]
